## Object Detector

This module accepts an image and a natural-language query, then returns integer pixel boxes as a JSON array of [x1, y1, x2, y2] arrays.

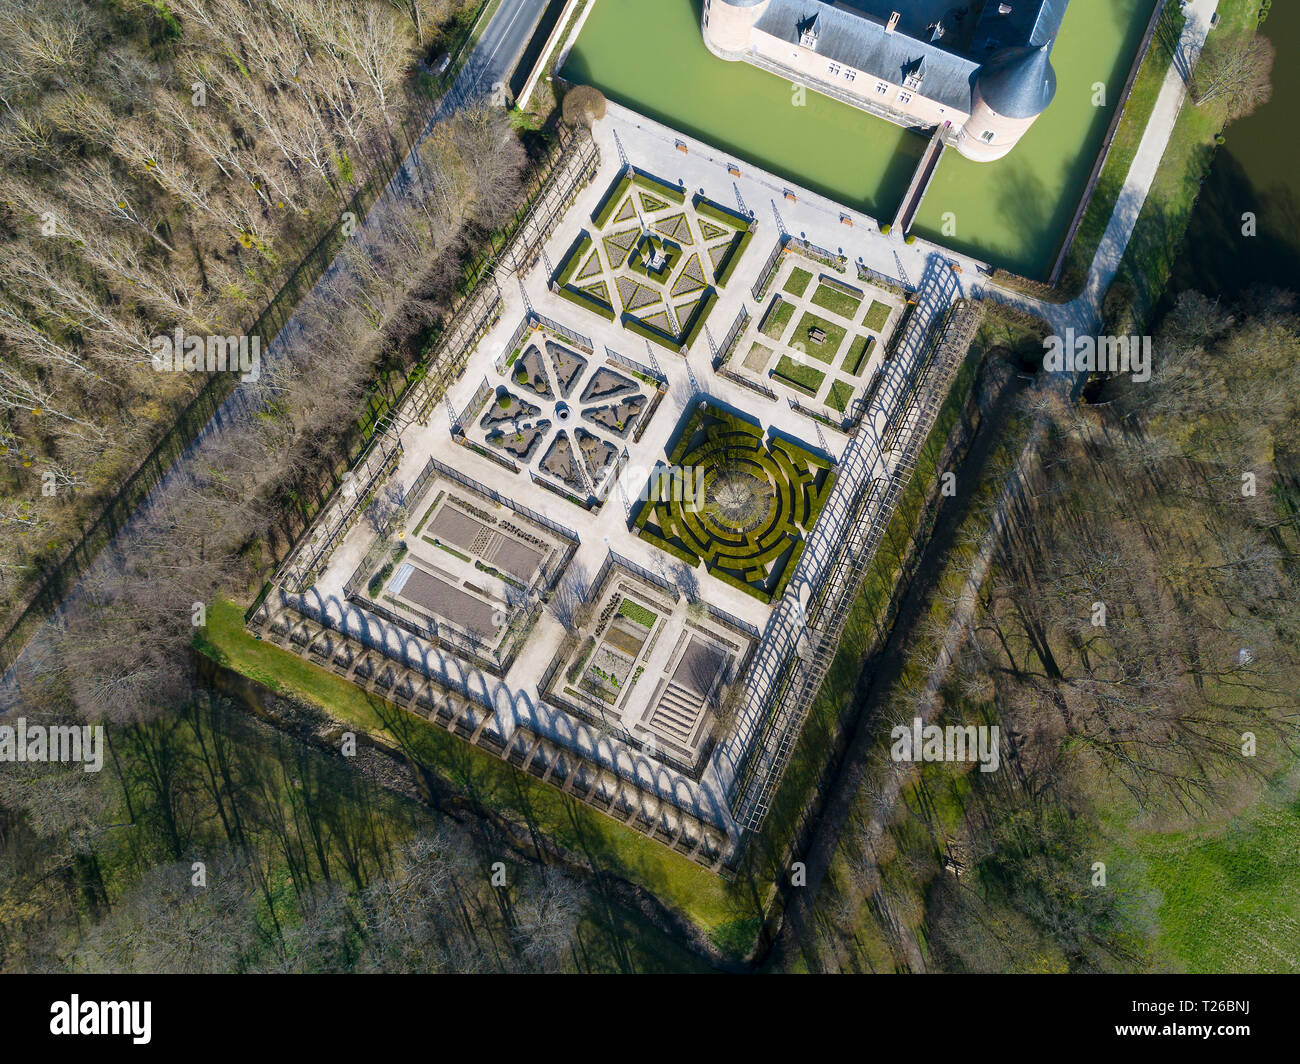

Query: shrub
[[558, 285, 616, 320], [632, 172, 686, 204], [679, 287, 718, 351], [624, 314, 680, 351], [693, 195, 749, 229], [880, 222, 892, 235], [563, 85, 607, 128], [714, 229, 753, 287], [556, 234, 593, 285]]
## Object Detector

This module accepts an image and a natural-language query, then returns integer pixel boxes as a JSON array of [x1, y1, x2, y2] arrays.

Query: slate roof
[[750, 0, 1069, 115], [754, 0, 979, 111], [976, 44, 1057, 118]]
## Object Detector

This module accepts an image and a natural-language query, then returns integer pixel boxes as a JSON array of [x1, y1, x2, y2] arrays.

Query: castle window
[[844, 70, 856, 82], [898, 90, 913, 104], [827, 62, 841, 76], [981, 130, 996, 142], [875, 81, 889, 95]]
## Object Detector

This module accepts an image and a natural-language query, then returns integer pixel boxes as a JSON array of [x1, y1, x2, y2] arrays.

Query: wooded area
[[798, 290, 1300, 972], [0, 0, 487, 630]]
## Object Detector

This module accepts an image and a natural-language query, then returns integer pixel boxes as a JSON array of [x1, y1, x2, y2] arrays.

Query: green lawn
[[1116, 776, 1300, 973], [1116, 0, 1261, 322], [841, 334, 875, 376], [784, 267, 813, 298], [197, 598, 738, 936], [826, 379, 855, 413], [1058, 0, 1187, 292], [759, 297, 795, 340], [826, 379, 857, 413], [811, 283, 863, 320], [863, 299, 892, 331], [773, 356, 825, 396], [793, 311, 847, 364]]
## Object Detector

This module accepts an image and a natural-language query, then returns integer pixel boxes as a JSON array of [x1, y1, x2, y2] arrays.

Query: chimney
[[886, 11, 900, 34]]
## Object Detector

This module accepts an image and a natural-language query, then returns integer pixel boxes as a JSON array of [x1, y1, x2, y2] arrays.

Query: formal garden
[[552, 167, 756, 352], [466, 317, 665, 507], [633, 403, 837, 603], [734, 255, 901, 422]]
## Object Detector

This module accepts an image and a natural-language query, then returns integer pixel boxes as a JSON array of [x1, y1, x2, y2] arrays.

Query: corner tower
[[958, 43, 1058, 162], [702, 0, 771, 61]]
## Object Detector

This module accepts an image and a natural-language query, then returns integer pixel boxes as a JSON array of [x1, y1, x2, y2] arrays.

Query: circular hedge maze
[[633, 405, 838, 603]]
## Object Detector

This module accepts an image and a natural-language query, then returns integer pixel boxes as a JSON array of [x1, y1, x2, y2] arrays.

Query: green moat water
[[912, 0, 1157, 277], [563, 0, 1157, 279], [562, 0, 926, 220]]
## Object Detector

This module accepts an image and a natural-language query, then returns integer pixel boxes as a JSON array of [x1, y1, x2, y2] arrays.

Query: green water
[[1168, 3, 1300, 300], [912, 0, 1158, 278], [564, 0, 1156, 279], [562, 0, 926, 219]]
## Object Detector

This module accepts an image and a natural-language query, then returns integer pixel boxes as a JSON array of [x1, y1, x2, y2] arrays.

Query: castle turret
[[702, 0, 771, 61], [958, 44, 1057, 162]]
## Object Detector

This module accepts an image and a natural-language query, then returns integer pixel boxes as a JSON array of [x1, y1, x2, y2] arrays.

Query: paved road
[[0, 0, 551, 701]]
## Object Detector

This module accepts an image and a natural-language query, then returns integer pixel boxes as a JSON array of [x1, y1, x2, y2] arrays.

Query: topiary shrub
[[562, 85, 607, 128]]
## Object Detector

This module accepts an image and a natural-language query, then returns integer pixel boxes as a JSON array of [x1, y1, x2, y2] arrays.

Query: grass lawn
[[743, 341, 773, 372], [811, 283, 863, 321], [773, 356, 826, 396], [863, 299, 892, 331], [793, 311, 847, 364], [784, 267, 813, 298], [759, 297, 795, 340], [826, 379, 855, 413], [1116, 0, 1261, 322], [1118, 777, 1300, 973], [197, 598, 738, 937], [841, 334, 874, 376], [1058, 0, 1186, 292]]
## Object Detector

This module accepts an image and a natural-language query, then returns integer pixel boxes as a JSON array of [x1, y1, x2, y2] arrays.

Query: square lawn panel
[[864, 299, 892, 330], [743, 342, 773, 373], [783, 267, 812, 298], [773, 356, 825, 397], [810, 283, 862, 320], [827, 380, 855, 413], [759, 298, 794, 340], [792, 311, 846, 365]]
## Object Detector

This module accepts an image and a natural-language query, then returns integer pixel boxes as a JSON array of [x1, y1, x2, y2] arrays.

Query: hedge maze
[[634, 405, 836, 603], [551, 169, 755, 353]]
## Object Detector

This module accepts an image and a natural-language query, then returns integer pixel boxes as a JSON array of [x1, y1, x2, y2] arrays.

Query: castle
[[702, 0, 1069, 161]]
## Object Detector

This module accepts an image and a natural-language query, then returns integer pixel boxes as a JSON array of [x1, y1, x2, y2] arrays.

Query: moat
[[563, 0, 1158, 278]]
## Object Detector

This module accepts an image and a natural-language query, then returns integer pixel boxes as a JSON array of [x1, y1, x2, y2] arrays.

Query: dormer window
[[798, 15, 819, 49], [903, 59, 925, 90]]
